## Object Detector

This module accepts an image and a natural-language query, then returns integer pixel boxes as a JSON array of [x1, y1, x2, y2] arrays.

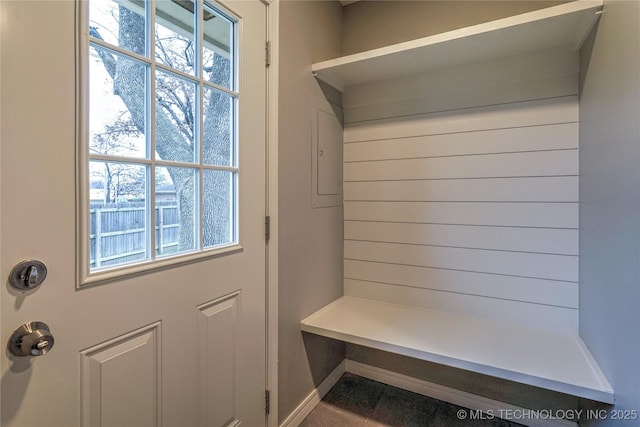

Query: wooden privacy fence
[[90, 203, 179, 268]]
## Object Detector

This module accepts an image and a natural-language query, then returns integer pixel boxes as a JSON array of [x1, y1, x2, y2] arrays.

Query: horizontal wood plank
[[344, 280, 578, 332], [344, 123, 578, 161], [345, 221, 578, 255], [344, 201, 578, 228], [344, 177, 578, 202], [344, 260, 578, 309], [345, 76, 578, 124], [345, 150, 577, 181], [345, 75, 578, 124], [344, 240, 578, 282], [344, 97, 578, 143]]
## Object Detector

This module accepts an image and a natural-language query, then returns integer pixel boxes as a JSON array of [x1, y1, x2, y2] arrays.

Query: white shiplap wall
[[342, 50, 580, 332]]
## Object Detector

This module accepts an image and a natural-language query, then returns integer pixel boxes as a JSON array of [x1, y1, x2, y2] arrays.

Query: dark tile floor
[[300, 373, 524, 427]]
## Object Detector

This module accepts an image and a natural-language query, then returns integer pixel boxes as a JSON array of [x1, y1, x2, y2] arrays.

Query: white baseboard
[[279, 360, 345, 427], [345, 360, 578, 427]]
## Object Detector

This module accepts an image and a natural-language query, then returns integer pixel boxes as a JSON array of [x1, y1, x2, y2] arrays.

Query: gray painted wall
[[277, 1, 344, 423], [341, 0, 568, 55], [579, 1, 640, 424]]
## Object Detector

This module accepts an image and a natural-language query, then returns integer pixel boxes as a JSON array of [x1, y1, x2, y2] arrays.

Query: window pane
[[155, 70, 197, 163], [203, 170, 234, 248], [203, 87, 234, 167], [90, 0, 146, 57], [203, 4, 233, 90], [90, 45, 148, 158], [155, 0, 196, 76], [90, 162, 148, 270], [85, 0, 241, 275], [156, 166, 198, 256]]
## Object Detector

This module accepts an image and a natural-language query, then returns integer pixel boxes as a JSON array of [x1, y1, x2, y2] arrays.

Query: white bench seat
[[301, 296, 613, 404]]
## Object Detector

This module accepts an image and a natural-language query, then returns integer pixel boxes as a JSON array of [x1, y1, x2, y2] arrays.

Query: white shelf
[[301, 296, 614, 403], [312, 0, 603, 91]]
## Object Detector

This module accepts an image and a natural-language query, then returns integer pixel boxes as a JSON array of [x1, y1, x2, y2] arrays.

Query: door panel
[[0, 1, 267, 426], [80, 323, 161, 427], [198, 293, 240, 426]]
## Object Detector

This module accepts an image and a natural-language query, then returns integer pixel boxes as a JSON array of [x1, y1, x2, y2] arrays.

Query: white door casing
[[0, 1, 268, 426]]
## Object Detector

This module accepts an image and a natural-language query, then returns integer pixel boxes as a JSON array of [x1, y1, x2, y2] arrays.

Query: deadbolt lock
[[9, 321, 55, 357], [8, 260, 47, 290]]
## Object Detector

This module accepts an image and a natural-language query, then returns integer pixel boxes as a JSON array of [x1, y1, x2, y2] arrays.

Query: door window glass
[[86, 0, 239, 275]]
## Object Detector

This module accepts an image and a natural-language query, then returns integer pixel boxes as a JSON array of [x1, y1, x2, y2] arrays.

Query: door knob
[[8, 260, 47, 290], [8, 321, 55, 357]]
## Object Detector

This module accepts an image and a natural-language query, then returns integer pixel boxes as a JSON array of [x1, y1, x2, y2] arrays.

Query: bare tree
[[91, 119, 145, 203]]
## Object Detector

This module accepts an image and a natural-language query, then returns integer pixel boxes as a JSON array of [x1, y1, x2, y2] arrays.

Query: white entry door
[[1, 1, 268, 426]]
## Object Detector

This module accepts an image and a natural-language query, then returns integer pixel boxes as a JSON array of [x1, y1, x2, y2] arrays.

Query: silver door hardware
[[9, 260, 47, 290], [8, 321, 54, 357]]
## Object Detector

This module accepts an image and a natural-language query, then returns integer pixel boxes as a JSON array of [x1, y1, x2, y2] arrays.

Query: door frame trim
[[266, 1, 279, 426]]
